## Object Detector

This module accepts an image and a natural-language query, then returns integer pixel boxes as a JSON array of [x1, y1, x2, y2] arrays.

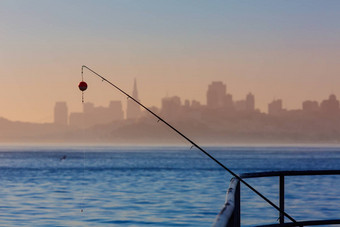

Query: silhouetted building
[[69, 101, 124, 128], [207, 81, 226, 109], [320, 94, 340, 115], [268, 99, 283, 115], [224, 94, 234, 111], [184, 99, 190, 109], [109, 101, 124, 120], [206, 81, 235, 112], [191, 100, 201, 109], [235, 100, 246, 112], [54, 102, 68, 125], [161, 96, 181, 121], [246, 93, 255, 112], [126, 79, 142, 120], [302, 100, 319, 112], [234, 93, 255, 112], [83, 102, 95, 114], [69, 112, 84, 128]]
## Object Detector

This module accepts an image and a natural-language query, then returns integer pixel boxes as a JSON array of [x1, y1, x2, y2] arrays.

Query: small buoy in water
[[78, 81, 88, 91]]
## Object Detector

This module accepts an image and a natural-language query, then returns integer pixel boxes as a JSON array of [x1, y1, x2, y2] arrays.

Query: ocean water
[[0, 145, 339, 227]]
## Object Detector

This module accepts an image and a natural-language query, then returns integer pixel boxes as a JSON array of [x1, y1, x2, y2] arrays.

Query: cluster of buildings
[[54, 80, 340, 128], [206, 81, 255, 112], [54, 79, 142, 128], [268, 94, 340, 116]]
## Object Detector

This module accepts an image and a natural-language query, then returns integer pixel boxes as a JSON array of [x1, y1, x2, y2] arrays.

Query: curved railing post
[[279, 174, 285, 224], [231, 180, 241, 227], [213, 178, 240, 227]]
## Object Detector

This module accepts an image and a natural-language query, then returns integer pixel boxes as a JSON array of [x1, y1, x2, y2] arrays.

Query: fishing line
[[79, 67, 87, 103], [79, 65, 298, 224], [80, 142, 85, 213], [79, 68, 87, 213]]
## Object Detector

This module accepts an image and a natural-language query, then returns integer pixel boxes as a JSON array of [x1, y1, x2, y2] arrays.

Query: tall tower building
[[268, 99, 283, 115], [161, 96, 181, 121], [126, 79, 142, 120], [320, 94, 340, 115], [207, 81, 227, 109], [109, 101, 124, 121], [246, 93, 255, 112], [54, 102, 68, 125], [302, 100, 319, 112]]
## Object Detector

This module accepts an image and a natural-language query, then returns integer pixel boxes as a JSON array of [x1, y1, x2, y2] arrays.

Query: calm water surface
[[0, 145, 339, 226]]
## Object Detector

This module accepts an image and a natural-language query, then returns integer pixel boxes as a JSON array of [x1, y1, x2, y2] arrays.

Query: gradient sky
[[1, 0, 340, 122]]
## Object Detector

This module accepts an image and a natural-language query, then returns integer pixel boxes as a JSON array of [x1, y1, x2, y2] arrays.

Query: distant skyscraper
[[246, 93, 255, 112], [69, 101, 124, 128], [234, 93, 254, 112], [320, 94, 340, 115], [235, 100, 246, 112], [268, 99, 283, 115], [302, 100, 319, 112], [223, 94, 234, 110], [109, 101, 124, 120], [126, 79, 142, 120], [54, 102, 68, 125], [207, 81, 227, 109], [161, 96, 181, 121], [191, 100, 201, 109]]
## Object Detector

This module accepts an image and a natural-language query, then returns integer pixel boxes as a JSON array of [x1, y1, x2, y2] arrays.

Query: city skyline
[[1, 1, 340, 123], [2, 78, 340, 143], [52, 80, 340, 128], [2, 78, 340, 144], [1, 75, 340, 124]]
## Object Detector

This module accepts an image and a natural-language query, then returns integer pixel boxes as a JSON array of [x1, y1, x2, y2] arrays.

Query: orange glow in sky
[[1, 1, 340, 122]]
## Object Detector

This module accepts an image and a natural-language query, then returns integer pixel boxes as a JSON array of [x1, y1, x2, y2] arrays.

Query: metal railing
[[215, 170, 340, 227]]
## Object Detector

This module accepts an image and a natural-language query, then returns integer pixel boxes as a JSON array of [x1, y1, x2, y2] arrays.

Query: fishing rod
[[80, 65, 298, 225]]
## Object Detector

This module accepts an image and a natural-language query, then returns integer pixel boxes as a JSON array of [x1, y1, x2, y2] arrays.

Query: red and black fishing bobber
[[78, 81, 88, 91], [78, 81, 88, 103]]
